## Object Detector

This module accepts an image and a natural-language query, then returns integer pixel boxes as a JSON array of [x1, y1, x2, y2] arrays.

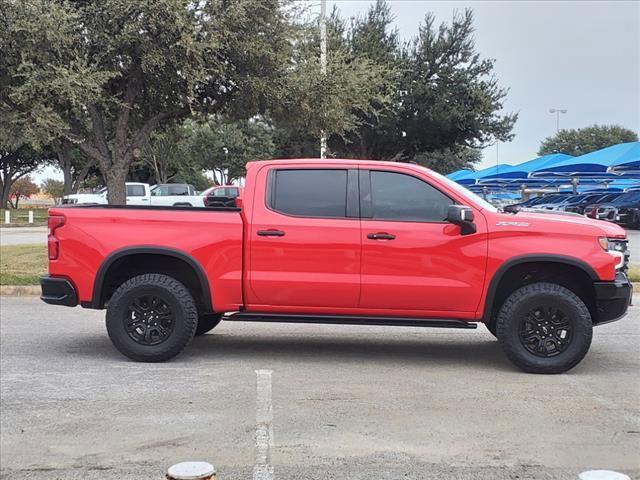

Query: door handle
[[367, 232, 396, 240], [257, 229, 286, 237]]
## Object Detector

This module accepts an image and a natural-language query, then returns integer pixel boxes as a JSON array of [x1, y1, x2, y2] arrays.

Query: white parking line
[[253, 369, 274, 480]]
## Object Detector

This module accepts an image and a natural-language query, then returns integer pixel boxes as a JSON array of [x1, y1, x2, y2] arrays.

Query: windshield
[[612, 192, 640, 205], [428, 169, 498, 212]]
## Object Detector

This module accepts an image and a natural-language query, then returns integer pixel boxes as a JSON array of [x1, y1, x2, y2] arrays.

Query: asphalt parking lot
[[0, 226, 47, 246], [1, 297, 638, 479]]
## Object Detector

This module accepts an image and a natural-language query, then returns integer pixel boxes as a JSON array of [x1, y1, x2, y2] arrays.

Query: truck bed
[[48, 205, 244, 312]]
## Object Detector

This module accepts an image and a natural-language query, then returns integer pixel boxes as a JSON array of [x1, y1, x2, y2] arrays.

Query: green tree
[[538, 125, 638, 157], [9, 176, 39, 208], [2, 0, 292, 204], [0, 142, 44, 209], [134, 128, 192, 185], [326, 4, 516, 173], [270, 5, 395, 158], [41, 178, 65, 204], [52, 141, 98, 195], [186, 118, 275, 185]]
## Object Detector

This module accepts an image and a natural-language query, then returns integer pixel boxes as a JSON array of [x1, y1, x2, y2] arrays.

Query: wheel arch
[[482, 255, 599, 325], [90, 247, 212, 312]]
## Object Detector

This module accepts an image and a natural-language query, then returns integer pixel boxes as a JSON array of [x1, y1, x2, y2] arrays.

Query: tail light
[[48, 215, 65, 260]]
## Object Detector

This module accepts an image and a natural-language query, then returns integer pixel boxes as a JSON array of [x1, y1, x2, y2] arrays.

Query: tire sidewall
[[106, 275, 197, 361], [497, 284, 592, 373]]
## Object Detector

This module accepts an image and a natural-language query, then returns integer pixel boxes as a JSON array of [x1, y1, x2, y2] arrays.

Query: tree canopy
[[538, 125, 638, 157], [2, 0, 294, 203], [186, 118, 275, 185], [315, 2, 517, 174], [0, 141, 46, 209], [9, 177, 39, 208]]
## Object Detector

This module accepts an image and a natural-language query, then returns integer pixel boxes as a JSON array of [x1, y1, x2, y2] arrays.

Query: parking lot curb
[[3, 283, 640, 297], [1, 285, 40, 296]]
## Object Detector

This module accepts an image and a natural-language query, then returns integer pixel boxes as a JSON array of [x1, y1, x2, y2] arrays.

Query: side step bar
[[223, 312, 477, 329]]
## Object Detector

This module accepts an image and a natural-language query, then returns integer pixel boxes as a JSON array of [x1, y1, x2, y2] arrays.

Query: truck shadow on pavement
[[58, 330, 514, 371], [187, 331, 514, 371]]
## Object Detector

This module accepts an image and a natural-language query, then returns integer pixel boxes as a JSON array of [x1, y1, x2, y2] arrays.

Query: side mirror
[[447, 205, 476, 235]]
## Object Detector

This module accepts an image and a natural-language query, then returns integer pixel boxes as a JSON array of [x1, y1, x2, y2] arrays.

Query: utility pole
[[549, 108, 567, 132], [319, 0, 327, 159]]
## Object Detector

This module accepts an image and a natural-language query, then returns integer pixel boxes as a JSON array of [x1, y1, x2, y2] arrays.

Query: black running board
[[223, 312, 477, 329]]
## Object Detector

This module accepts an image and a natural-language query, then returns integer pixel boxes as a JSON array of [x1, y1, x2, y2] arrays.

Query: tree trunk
[[1, 183, 11, 210], [57, 148, 74, 196], [62, 165, 73, 196], [104, 168, 128, 205]]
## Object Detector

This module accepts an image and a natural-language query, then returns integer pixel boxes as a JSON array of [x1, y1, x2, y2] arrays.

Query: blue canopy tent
[[606, 142, 640, 173], [446, 169, 474, 181], [531, 142, 640, 177], [452, 164, 523, 185], [479, 153, 573, 180]]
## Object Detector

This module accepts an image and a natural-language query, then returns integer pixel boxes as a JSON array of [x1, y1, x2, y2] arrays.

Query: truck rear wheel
[[195, 313, 223, 336], [106, 274, 198, 362], [496, 282, 592, 374]]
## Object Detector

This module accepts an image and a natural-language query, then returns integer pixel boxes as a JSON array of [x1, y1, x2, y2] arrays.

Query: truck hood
[[499, 210, 627, 238]]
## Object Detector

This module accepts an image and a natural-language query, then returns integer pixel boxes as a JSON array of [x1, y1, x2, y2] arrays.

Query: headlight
[[598, 237, 629, 270]]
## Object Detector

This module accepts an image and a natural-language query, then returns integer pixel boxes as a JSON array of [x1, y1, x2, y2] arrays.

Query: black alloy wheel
[[106, 273, 198, 362], [519, 306, 572, 357], [125, 294, 175, 346], [496, 282, 592, 374]]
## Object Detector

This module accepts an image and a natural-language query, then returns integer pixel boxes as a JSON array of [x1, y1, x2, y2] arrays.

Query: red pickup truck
[[41, 159, 632, 373]]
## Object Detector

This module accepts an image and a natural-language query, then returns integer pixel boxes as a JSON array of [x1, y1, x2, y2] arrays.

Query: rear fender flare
[[90, 246, 212, 311]]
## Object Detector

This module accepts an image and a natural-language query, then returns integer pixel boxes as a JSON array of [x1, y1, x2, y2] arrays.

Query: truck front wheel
[[496, 282, 593, 374], [195, 313, 223, 336], [106, 274, 198, 362]]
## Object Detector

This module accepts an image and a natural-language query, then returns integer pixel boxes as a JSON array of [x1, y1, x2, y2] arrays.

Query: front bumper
[[40, 276, 78, 307], [593, 272, 632, 325]]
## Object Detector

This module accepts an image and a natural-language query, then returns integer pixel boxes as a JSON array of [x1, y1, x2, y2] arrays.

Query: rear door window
[[168, 185, 189, 196], [127, 185, 146, 197], [269, 169, 348, 218]]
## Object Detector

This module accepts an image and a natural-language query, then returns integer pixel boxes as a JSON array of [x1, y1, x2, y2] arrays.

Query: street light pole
[[319, 0, 327, 159], [549, 108, 567, 132]]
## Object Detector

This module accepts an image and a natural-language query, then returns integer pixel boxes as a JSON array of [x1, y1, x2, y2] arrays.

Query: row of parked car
[[62, 183, 243, 208], [504, 190, 640, 228]]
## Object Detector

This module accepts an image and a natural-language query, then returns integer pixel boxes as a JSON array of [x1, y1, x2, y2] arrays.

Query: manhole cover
[[167, 461, 216, 480]]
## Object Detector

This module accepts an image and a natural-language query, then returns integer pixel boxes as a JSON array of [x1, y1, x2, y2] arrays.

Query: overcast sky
[[330, 0, 640, 170]]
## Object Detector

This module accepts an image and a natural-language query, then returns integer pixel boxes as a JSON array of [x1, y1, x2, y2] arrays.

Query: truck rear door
[[126, 184, 150, 205], [246, 165, 361, 309]]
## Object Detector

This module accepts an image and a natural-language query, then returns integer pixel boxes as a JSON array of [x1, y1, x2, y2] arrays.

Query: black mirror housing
[[447, 205, 476, 235]]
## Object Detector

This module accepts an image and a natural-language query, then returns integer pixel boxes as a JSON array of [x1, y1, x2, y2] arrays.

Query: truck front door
[[358, 168, 487, 316], [247, 166, 361, 310]]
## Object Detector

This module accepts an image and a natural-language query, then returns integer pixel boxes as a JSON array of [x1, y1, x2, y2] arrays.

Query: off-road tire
[[496, 282, 592, 374], [195, 313, 223, 336], [106, 274, 198, 362]]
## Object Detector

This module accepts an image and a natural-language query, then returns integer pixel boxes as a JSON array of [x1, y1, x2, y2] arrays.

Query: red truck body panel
[[48, 158, 627, 323], [48, 207, 244, 312]]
